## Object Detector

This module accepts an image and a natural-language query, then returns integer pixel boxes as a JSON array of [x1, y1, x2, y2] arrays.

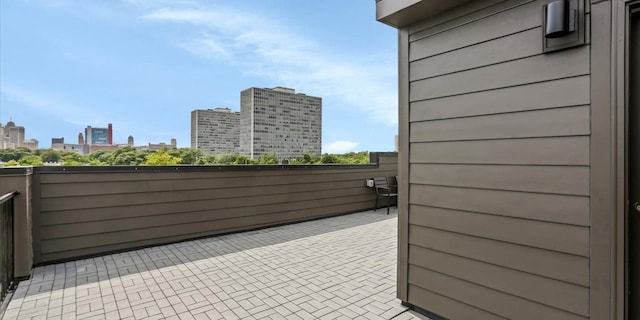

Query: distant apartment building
[[22, 139, 39, 150], [82, 123, 120, 153], [1, 120, 37, 150], [51, 137, 65, 149], [85, 124, 113, 145], [137, 139, 178, 152], [191, 108, 240, 155], [240, 87, 322, 160], [52, 136, 88, 154], [6, 122, 25, 148], [190, 88, 322, 160], [63, 144, 85, 154], [0, 127, 4, 149]]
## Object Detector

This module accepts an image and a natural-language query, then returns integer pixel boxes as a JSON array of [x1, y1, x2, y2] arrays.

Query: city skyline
[[0, 119, 179, 155], [0, 1, 398, 154]]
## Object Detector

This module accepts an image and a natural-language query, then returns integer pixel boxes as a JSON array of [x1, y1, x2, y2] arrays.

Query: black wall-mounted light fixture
[[542, 0, 585, 53], [544, 0, 576, 38]]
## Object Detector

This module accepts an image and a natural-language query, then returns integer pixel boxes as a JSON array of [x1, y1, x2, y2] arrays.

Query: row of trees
[[0, 147, 370, 166]]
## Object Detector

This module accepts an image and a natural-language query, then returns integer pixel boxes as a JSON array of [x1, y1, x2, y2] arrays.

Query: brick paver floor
[[2, 209, 428, 320]]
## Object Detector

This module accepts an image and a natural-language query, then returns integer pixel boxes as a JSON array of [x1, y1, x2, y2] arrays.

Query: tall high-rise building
[[5, 121, 25, 148], [85, 124, 113, 145], [1, 120, 33, 149], [240, 87, 321, 160], [191, 108, 240, 155], [0, 124, 4, 149]]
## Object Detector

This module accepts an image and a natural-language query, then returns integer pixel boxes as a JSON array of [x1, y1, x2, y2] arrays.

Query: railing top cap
[[0, 191, 19, 204], [33, 163, 380, 174], [0, 167, 33, 176]]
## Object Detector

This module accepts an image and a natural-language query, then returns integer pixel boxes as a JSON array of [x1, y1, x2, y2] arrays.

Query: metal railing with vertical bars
[[0, 191, 18, 303]]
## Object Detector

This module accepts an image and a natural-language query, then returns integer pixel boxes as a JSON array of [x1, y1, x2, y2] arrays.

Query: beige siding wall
[[405, 1, 590, 319], [32, 154, 397, 264]]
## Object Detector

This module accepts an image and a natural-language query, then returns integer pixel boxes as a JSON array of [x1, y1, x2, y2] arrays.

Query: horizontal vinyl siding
[[409, 0, 539, 60], [410, 45, 589, 101], [409, 266, 586, 320], [409, 246, 588, 315], [409, 227, 589, 286], [404, 0, 590, 319], [410, 26, 542, 81], [410, 105, 589, 142], [409, 207, 589, 256], [409, 76, 590, 122], [33, 156, 397, 263], [410, 164, 589, 196]]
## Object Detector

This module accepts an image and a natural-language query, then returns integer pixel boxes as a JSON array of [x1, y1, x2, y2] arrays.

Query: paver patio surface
[[2, 209, 426, 320]]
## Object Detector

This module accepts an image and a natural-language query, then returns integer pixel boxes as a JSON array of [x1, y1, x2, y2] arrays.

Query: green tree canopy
[[233, 155, 252, 165], [19, 155, 44, 166], [297, 153, 321, 164], [0, 147, 373, 167], [112, 151, 145, 165], [256, 153, 278, 164], [88, 150, 114, 164], [61, 152, 90, 165], [215, 153, 240, 164], [144, 150, 181, 165], [168, 148, 203, 165], [321, 154, 338, 164], [0, 148, 32, 162], [39, 149, 62, 163], [4, 160, 19, 167]]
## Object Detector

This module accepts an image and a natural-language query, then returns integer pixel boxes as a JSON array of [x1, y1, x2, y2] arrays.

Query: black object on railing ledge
[[0, 191, 18, 303]]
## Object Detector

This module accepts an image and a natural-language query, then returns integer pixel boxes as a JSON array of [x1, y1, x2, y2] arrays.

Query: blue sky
[[0, 0, 398, 153]]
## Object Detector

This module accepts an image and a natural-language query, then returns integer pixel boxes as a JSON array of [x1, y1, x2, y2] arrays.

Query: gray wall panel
[[40, 200, 375, 263], [409, 0, 539, 60], [398, 0, 592, 316], [408, 285, 507, 320], [410, 137, 590, 165], [409, 76, 590, 122], [32, 155, 397, 263], [409, 245, 588, 316], [410, 105, 590, 142], [410, 45, 589, 101], [410, 164, 589, 196], [409, 186, 589, 226], [39, 194, 375, 239], [409, 226, 589, 286], [410, 27, 541, 81], [409, 265, 588, 320], [409, 207, 589, 256]]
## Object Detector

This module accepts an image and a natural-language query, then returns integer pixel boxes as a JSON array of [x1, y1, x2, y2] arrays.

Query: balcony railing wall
[[0, 191, 19, 302], [27, 153, 397, 264], [0, 168, 33, 280]]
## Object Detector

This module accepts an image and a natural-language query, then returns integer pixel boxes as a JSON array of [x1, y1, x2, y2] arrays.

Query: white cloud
[[181, 35, 231, 59], [0, 85, 106, 126], [0, 84, 178, 146], [324, 141, 358, 154], [23, 0, 131, 23], [122, 0, 199, 8], [138, 4, 398, 126]]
